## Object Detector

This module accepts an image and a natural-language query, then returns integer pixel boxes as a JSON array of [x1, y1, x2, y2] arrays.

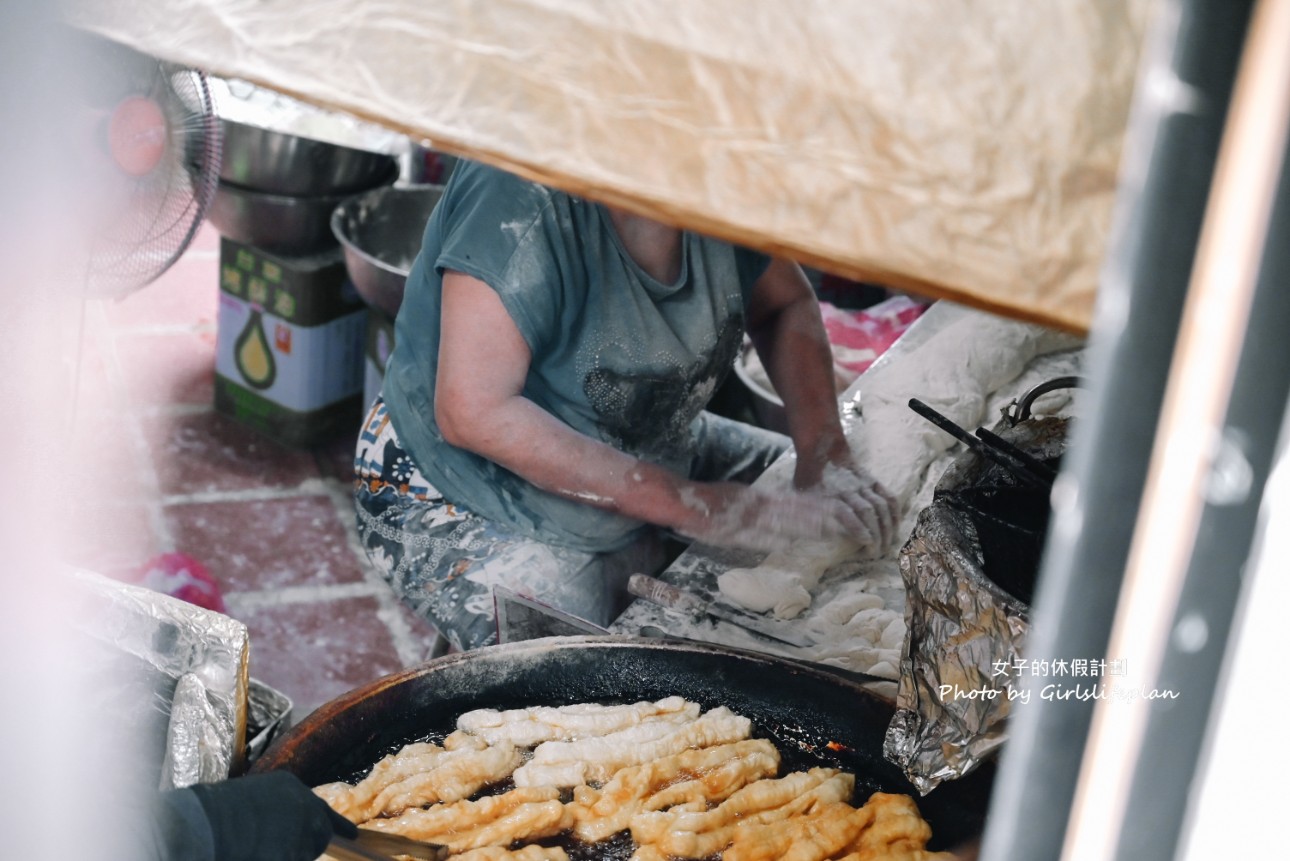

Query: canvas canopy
[[70, 0, 1154, 333]]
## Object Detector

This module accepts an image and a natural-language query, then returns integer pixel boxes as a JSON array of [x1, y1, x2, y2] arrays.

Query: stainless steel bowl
[[218, 118, 401, 197], [331, 184, 445, 316], [208, 167, 397, 255], [733, 340, 789, 434]]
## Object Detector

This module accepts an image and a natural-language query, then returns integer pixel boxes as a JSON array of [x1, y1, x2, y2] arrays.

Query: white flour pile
[[719, 307, 1083, 679]]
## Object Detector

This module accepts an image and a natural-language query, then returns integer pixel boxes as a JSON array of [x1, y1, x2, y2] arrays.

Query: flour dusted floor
[[65, 222, 440, 721]]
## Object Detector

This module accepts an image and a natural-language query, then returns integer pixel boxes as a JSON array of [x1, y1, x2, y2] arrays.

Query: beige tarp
[[69, 1, 1153, 333]]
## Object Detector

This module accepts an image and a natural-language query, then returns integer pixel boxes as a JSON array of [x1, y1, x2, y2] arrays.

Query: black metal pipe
[[979, 2, 1254, 859], [974, 427, 1060, 485], [908, 398, 1049, 488], [1012, 376, 1083, 423], [1113, 68, 1290, 861]]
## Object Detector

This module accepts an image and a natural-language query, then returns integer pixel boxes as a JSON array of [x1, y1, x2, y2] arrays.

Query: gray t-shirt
[[383, 162, 770, 552]]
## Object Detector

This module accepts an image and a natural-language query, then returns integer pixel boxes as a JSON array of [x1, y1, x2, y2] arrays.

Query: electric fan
[[78, 33, 222, 296]]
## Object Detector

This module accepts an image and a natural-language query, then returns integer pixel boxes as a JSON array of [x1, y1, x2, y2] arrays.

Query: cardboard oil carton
[[214, 237, 365, 447]]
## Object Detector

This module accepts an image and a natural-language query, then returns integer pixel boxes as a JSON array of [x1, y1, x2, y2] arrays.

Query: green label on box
[[221, 266, 244, 295], [272, 289, 297, 319], [219, 237, 360, 327]]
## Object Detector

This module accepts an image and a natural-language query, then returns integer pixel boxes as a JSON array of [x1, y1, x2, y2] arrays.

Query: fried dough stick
[[457, 697, 701, 747], [362, 787, 559, 839], [451, 847, 569, 861], [322, 826, 572, 861], [568, 739, 780, 841], [725, 801, 875, 861], [631, 769, 855, 857], [514, 721, 690, 788], [364, 787, 572, 851], [315, 742, 448, 815], [515, 707, 753, 787], [316, 744, 522, 822], [444, 729, 489, 750], [630, 768, 850, 844], [442, 799, 571, 851], [833, 792, 956, 861]]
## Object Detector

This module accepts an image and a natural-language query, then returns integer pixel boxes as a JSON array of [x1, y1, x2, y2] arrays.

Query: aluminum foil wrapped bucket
[[71, 570, 290, 788], [885, 412, 1070, 793]]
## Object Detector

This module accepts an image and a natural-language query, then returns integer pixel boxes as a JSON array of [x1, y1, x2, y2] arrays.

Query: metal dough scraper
[[627, 574, 816, 648], [494, 587, 611, 643]]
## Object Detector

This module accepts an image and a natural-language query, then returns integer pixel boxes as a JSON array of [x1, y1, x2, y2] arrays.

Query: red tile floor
[[66, 222, 440, 721]]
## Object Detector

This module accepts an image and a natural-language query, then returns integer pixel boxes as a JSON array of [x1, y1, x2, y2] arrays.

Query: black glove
[[188, 771, 357, 861]]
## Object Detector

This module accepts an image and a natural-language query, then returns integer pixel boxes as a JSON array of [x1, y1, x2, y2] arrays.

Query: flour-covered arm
[[744, 259, 896, 548], [434, 270, 864, 551]]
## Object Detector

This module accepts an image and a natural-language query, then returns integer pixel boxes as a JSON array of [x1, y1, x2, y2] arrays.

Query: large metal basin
[[733, 340, 789, 434], [218, 118, 401, 197], [331, 184, 445, 316], [252, 637, 994, 852], [207, 167, 397, 255], [211, 77, 406, 197]]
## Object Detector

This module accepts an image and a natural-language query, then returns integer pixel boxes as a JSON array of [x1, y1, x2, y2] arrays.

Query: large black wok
[[253, 637, 993, 851]]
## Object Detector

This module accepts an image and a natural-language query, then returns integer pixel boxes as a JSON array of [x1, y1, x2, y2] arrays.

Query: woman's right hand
[[673, 481, 871, 552]]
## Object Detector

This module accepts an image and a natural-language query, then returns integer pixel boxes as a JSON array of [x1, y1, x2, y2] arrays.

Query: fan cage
[[88, 54, 222, 297]]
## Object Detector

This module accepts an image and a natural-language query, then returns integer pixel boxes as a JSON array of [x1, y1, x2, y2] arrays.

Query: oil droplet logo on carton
[[234, 309, 276, 390]]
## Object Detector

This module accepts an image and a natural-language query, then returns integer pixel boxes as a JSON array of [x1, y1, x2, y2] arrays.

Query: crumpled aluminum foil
[[884, 418, 1067, 793], [72, 569, 250, 789]]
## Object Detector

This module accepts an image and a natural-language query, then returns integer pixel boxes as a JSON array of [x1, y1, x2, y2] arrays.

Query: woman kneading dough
[[354, 162, 896, 650]]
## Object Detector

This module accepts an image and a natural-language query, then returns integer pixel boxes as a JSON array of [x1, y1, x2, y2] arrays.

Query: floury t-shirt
[[382, 163, 770, 552]]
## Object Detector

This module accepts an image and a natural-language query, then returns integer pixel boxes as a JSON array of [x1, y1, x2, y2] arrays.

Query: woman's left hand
[[797, 451, 898, 552]]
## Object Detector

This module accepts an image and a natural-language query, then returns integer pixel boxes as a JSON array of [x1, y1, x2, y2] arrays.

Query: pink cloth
[[819, 296, 929, 382], [114, 552, 227, 613]]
